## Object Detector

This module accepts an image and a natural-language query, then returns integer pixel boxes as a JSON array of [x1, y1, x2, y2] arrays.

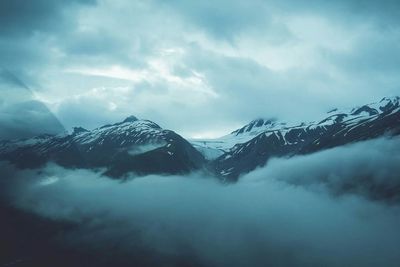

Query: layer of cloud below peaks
[[1, 137, 400, 267]]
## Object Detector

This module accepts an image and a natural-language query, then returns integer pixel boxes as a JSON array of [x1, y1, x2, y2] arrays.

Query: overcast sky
[[1, 0, 400, 138]]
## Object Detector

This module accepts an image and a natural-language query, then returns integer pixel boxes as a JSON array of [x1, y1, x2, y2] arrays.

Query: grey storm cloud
[[154, 0, 276, 40], [0, 0, 400, 137], [0, 0, 96, 73], [284, 0, 400, 25], [1, 138, 400, 267], [0, 0, 96, 36], [155, 0, 400, 38]]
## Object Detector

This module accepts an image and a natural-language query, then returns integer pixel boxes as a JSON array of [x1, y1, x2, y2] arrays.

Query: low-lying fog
[[1, 137, 400, 267]]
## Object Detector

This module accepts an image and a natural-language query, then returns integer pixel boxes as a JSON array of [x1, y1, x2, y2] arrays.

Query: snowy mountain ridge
[[0, 96, 399, 180], [0, 116, 205, 177], [191, 96, 400, 159], [207, 96, 400, 180]]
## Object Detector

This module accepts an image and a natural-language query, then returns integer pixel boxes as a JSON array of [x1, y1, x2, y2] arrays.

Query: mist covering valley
[[1, 137, 400, 267]]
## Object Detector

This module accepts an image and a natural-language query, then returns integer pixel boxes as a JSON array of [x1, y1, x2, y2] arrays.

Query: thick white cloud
[[2, 138, 400, 267]]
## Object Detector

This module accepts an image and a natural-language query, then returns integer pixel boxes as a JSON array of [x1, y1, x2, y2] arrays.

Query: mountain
[[0, 116, 205, 177], [194, 96, 400, 181], [190, 118, 288, 160], [1, 97, 399, 181]]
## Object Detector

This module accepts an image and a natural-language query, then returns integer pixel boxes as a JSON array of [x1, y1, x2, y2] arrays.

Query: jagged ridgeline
[[0, 115, 205, 177], [0, 71, 206, 177], [204, 96, 400, 180], [0, 93, 399, 180]]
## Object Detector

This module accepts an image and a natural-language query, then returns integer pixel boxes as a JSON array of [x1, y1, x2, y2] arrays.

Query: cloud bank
[[1, 137, 400, 267]]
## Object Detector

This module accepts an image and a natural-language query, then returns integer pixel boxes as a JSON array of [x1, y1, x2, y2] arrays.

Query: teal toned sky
[[1, 0, 400, 138]]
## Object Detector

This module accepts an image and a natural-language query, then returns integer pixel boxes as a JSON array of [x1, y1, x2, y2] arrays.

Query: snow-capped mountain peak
[[191, 96, 400, 166], [0, 115, 205, 177], [377, 96, 400, 112], [231, 118, 278, 135], [206, 96, 400, 180], [1, 97, 399, 181], [123, 115, 139, 123], [72, 127, 89, 135]]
